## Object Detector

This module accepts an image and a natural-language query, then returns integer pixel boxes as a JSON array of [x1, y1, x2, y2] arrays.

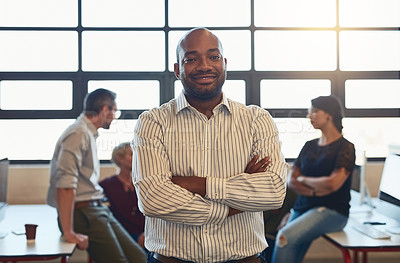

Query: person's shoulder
[[58, 121, 88, 144], [339, 137, 355, 151], [304, 138, 319, 147], [340, 136, 354, 145], [230, 100, 271, 117], [139, 98, 177, 120], [99, 175, 118, 186]]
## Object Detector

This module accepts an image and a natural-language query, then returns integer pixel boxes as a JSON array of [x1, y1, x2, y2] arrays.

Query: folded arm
[[203, 112, 287, 212], [289, 166, 350, 197], [172, 155, 271, 216]]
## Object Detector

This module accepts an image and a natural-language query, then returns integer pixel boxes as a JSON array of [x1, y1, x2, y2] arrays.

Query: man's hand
[[245, 155, 270, 174], [63, 231, 89, 250], [138, 232, 145, 248]]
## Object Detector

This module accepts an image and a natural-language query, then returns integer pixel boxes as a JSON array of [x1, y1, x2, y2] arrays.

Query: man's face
[[174, 29, 227, 101], [101, 104, 118, 129]]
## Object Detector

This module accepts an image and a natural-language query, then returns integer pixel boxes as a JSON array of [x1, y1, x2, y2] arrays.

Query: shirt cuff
[[205, 201, 229, 225], [206, 177, 226, 201]]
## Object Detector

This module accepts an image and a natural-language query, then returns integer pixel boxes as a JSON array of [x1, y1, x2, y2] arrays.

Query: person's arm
[[296, 167, 350, 197], [288, 165, 315, 196], [289, 142, 355, 197], [204, 109, 288, 212], [57, 188, 88, 250], [171, 155, 271, 216], [55, 130, 90, 250]]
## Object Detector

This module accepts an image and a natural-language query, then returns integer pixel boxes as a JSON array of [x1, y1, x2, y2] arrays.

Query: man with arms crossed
[[47, 88, 146, 263], [132, 28, 287, 263]]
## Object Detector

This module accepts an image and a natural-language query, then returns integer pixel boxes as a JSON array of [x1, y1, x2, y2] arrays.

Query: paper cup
[[25, 224, 38, 243]]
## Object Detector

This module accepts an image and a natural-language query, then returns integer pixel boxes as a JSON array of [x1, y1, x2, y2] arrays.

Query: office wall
[[6, 164, 116, 204]]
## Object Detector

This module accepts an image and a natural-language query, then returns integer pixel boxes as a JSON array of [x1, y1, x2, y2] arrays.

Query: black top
[[293, 137, 355, 217]]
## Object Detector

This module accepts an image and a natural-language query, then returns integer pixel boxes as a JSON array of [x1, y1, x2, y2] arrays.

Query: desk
[[323, 206, 400, 263], [0, 204, 76, 262]]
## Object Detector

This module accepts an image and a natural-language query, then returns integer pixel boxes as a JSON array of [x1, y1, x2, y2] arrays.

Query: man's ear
[[174, 63, 180, 80]]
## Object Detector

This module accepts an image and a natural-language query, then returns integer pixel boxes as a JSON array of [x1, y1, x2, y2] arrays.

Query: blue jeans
[[271, 207, 348, 263]]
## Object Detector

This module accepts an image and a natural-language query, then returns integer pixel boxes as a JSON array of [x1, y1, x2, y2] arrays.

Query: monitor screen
[[378, 154, 400, 207]]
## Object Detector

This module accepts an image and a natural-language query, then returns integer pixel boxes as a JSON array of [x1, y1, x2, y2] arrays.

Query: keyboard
[[352, 224, 391, 239]]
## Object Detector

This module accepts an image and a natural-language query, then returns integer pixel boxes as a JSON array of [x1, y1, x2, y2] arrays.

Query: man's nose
[[196, 57, 212, 72]]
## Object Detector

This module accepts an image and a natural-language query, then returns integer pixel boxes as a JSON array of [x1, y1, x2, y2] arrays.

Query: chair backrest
[[0, 158, 9, 203]]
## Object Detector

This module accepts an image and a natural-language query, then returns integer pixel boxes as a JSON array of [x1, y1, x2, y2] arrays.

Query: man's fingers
[[246, 156, 271, 173], [248, 155, 259, 166], [245, 155, 259, 172]]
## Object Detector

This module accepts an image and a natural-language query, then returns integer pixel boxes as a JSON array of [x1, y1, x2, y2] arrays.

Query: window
[[0, 81, 73, 110], [0, 0, 399, 161]]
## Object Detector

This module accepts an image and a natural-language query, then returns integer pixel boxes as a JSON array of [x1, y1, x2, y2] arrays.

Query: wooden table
[[323, 207, 400, 263], [0, 204, 76, 262]]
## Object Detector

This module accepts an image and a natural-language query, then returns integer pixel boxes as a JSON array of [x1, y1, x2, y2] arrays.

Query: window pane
[[88, 80, 160, 110], [340, 0, 400, 27], [174, 80, 246, 105], [254, 0, 336, 27], [82, 0, 164, 27], [275, 118, 321, 158], [345, 80, 400, 108], [0, 0, 77, 27], [340, 31, 400, 71], [343, 118, 400, 158], [276, 118, 400, 159], [168, 30, 251, 71], [97, 119, 137, 160], [0, 119, 74, 160], [260, 79, 331, 108], [169, 0, 250, 27], [0, 31, 78, 72], [255, 31, 337, 71], [0, 81, 72, 110], [0, 119, 137, 160], [82, 31, 165, 71]]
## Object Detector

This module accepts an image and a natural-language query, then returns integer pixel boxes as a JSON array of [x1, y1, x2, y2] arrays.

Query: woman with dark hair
[[271, 95, 355, 263]]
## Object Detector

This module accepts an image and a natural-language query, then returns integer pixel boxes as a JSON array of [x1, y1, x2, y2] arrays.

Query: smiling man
[[132, 28, 288, 263]]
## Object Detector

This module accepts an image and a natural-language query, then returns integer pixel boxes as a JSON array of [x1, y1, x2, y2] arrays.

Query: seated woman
[[271, 95, 355, 263], [99, 142, 145, 249]]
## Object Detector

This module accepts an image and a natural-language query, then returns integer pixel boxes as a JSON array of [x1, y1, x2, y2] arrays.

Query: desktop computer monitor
[[375, 153, 400, 231], [378, 153, 400, 207]]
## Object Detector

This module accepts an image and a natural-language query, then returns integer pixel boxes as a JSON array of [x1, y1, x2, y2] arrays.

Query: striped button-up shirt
[[132, 92, 288, 263]]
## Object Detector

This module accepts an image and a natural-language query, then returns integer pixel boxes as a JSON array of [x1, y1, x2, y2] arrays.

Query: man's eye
[[184, 58, 195, 63], [211, 55, 221, 60]]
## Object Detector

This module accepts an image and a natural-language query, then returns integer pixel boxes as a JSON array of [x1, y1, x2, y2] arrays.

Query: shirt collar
[[78, 113, 99, 139], [176, 91, 231, 115]]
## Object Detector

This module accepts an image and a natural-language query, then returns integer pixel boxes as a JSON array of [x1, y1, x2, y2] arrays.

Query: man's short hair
[[83, 88, 116, 115]]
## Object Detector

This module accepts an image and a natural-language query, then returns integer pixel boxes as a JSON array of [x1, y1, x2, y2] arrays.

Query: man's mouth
[[192, 74, 217, 84]]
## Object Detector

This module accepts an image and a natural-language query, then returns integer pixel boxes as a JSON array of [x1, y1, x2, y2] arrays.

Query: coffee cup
[[25, 224, 38, 243]]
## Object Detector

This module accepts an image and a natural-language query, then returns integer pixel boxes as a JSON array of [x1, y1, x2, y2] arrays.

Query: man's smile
[[192, 74, 217, 84]]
